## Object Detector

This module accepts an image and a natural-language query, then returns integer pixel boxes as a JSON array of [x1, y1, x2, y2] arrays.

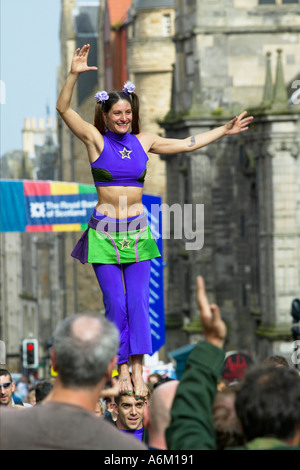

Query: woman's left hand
[[224, 111, 254, 135]]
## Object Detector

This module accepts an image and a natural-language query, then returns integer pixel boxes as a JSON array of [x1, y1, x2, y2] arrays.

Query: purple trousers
[[92, 260, 152, 364]]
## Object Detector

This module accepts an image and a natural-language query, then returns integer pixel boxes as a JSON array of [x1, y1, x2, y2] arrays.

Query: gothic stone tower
[[162, 0, 300, 363], [57, 0, 103, 318]]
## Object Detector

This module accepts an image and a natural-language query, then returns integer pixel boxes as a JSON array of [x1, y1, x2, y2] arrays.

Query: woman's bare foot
[[118, 362, 133, 395], [130, 355, 148, 397]]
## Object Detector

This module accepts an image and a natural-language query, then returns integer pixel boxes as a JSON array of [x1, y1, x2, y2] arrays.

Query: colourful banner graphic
[[0, 180, 98, 232], [0, 180, 165, 353]]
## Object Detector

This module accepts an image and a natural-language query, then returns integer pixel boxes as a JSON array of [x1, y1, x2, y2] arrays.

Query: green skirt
[[71, 213, 161, 265]]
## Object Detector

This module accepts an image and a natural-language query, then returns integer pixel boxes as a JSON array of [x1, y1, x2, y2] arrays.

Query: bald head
[[148, 380, 179, 435], [52, 314, 119, 389], [72, 316, 102, 342]]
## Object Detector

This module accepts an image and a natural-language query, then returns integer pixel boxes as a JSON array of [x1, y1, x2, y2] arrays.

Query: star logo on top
[[119, 147, 132, 159]]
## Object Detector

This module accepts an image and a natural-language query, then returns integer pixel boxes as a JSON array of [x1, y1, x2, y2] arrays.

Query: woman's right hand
[[70, 44, 98, 74]]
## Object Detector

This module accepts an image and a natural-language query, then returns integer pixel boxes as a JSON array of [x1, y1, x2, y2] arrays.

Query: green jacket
[[165, 342, 300, 450]]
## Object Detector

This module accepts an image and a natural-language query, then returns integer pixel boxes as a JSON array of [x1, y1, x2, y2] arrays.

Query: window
[[162, 14, 172, 37]]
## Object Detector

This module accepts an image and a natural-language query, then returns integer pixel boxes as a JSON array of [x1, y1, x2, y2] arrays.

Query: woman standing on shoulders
[[56, 44, 253, 398]]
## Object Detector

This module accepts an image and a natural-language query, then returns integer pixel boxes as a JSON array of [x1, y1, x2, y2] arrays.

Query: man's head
[[51, 313, 119, 389], [213, 386, 244, 449], [113, 394, 147, 431], [146, 373, 162, 392], [144, 379, 179, 449], [235, 365, 300, 445], [0, 369, 15, 407], [264, 355, 289, 368], [35, 380, 54, 403]]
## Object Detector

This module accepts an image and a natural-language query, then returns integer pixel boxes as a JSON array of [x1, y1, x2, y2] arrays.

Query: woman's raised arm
[[56, 44, 100, 146], [144, 111, 254, 155]]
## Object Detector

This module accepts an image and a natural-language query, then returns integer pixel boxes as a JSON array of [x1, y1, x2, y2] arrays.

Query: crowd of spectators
[[1, 277, 299, 451]]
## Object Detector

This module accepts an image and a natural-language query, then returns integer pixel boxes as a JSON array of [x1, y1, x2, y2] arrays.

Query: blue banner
[[143, 194, 165, 354]]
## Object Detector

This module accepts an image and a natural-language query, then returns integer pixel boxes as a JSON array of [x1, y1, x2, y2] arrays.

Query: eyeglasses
[[0, 382, 12, 390]]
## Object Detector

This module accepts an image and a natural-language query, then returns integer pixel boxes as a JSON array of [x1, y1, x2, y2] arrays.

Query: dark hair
[[213, 386, 244, 450], [94, 91, 140, 135], [35, 380, 54, 403], [235, 365, 300, 442], [264, 355, 289, 368], [153, 377, 174, 390], [0, 369, 12, 381]]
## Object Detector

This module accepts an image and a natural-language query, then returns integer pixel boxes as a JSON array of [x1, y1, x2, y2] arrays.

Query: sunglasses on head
[[0, 382, 12, 389]]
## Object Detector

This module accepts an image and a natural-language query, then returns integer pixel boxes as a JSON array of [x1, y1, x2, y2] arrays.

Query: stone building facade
[[1, 0, 103, 372], [162, 0, 300, 363], [127, 0, 175, 203], [103, 0, 131, 91], [0, 117, 58, 372], [57, 0, 175, 325], [57, 0, 104, 319], [126, 1, 176, 333]]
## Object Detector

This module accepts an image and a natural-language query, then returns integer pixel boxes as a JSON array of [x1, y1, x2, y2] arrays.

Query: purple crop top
[[90, 130, 149, 187]]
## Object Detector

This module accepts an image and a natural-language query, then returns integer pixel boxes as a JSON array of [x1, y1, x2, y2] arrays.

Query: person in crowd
[[143, 378, 179, 450], [212, 384, 244, 449], [94, 398, 106, 418], [15, 375, 29, 402], [101, 374, 121, 423], [35, 380, 54, 404], [103, 394, 118, 423], [56, 44, 253, 397], [146, 373, 163, 393], [264, 354, 289, 368], [26, 387, 36, 406], [0, 369, 31, 408], [0, 369, 18, 407], [0, 314, 147, 450], [113, 393, 148, 443], [166, 276, 300, 450], [234, 364, 300, 449]]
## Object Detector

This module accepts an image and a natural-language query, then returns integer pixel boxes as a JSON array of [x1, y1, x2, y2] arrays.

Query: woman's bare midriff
[[95, 186, 144, 219]]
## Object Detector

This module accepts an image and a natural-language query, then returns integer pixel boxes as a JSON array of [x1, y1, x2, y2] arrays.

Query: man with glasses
[[0, 369, 32, 408], [0, 369, 18, 407]]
